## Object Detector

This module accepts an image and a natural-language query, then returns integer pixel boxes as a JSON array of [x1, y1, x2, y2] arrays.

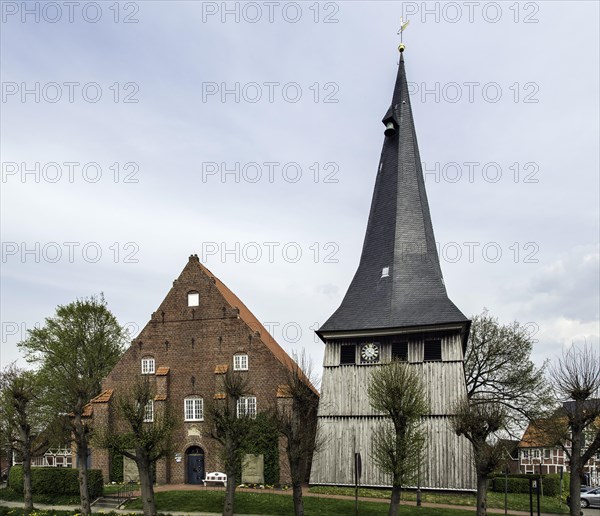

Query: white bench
[[203, 472, 227, 486]]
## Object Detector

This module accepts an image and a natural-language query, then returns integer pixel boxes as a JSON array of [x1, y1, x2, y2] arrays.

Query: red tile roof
[[90, 389, 113, 403], [156, 367, 170, 376]]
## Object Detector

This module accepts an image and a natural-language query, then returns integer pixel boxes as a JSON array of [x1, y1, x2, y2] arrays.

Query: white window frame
[[141, 357, 155, 375], [143, 400, 154, 422], [532, 449, 541, 459], [184, 397, 204, 422], [233, 354, 248, 371], [236, 396, 256, 419], [544, 448, 551, 460], [187, 291, 200, 307]]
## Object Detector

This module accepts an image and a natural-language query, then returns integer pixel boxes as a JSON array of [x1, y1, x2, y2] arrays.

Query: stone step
[[92, 497, 124, 509]]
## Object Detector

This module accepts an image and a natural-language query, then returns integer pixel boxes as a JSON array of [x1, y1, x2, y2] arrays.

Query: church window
[[391, 341, 409, 361], [184, 397, 204, 421], [340, 345, 356, 365], [424, 340, 442, 361], [233, 354, 248, 371], [141, 357, 155, 374], [143, 400, 154, 422], [237, 396, 257, 419], [188, 291, 200, 307]]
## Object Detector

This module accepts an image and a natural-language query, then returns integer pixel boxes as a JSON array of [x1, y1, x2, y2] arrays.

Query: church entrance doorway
[[186, 446, 205, 484]]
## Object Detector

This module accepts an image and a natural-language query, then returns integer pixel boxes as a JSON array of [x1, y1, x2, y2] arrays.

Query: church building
[[87, 254, 317, 485], [309, 47, 476, 490]]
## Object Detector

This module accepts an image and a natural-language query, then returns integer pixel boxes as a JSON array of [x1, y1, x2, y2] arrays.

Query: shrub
[[8, 465, 103, 498], [110, 450, 124, 483], [490, 473, 567, 497]]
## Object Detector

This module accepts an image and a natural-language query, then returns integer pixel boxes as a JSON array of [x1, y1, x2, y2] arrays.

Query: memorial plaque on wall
[[241, 454, 264, 484]]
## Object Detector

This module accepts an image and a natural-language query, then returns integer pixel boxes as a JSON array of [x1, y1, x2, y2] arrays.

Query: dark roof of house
[[498, 439, 520, 459], [561, 399, 600, 416], [319, 53, 469, 335]]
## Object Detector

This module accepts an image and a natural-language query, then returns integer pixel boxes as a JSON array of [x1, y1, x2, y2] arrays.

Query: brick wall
[[90, 256, 310, 485]]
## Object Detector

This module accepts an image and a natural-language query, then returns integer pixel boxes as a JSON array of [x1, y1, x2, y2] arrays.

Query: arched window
[[184, 397, 204, 421], [187, 291, 200, 307], [141, 356, 155, 375]]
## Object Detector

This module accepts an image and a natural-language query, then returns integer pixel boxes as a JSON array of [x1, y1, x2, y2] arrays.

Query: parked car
[[581, 488, 600, 508], [567, 487, 599, 507]]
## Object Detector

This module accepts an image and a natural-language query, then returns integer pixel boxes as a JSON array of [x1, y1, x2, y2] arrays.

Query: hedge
[[109, 450, 124, 483], [8, 465, 103, 498], [490, 473, 569, 497]]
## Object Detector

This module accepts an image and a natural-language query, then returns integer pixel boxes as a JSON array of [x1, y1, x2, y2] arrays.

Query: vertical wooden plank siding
[[311, 332, 476, 489]]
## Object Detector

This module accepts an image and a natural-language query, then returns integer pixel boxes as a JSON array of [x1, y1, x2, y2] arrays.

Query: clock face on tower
[[361, 342, 380, 363]]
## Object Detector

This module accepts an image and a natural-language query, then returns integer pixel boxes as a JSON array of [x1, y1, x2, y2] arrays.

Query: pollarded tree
[[452, 399, 506, 516], [465, 311, 552, 428], [272, 350, 321, 516], [461, 311, 552, 516], [0, 364, 49, 513], [95, 377, 177, 516], [204, 370, 254, 516], [18, 295, 128, 515], [367, 361, 428, 516], [546, 344, 600, 516]]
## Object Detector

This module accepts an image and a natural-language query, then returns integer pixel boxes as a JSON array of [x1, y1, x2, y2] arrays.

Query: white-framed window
[[188, 291, 200, 307], [143, 400, 154, 422], [532, 449, 541, 459], [233, 354, 248, 371], [237, 396, 256, 419], [184, 397, 204, 421], [522, 450, 529, 459], [544, 449, 551, 459], [141, 357, 155, 375]]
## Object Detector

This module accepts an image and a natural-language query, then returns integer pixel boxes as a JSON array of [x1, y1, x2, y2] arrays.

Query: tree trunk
[[291, 480, 304, 516], [138, 456, 157, 516], [476, 473, 488, 516], [223, 442, 236, 516], [569, 435, 582, 516], [223, 469, 236, 516], [388, 484, 401, 516], [288, 445, 305, 516], [22, 449, 33, 514], [75, 422, 91, 515], [6, 448, 14, 487]]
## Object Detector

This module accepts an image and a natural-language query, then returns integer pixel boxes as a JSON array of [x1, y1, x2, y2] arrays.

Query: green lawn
[[124, 490, 476, 515], [309, 486, 569, 514]]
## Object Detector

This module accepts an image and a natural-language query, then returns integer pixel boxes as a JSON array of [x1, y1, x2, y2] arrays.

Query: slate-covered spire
[[320, 52, 468, 333]]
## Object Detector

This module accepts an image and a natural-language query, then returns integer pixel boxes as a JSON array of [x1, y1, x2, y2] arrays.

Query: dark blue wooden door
[[186, 447, 205, 484]]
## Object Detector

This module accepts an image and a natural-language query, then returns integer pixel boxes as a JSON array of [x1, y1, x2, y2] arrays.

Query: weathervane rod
[[398, 17, 410, 53]]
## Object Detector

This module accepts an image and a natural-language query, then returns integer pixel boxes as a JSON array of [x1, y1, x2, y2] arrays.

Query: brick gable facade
[[89, 255, 307, 485]]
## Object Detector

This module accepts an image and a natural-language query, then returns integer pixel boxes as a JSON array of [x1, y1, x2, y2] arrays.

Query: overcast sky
[[1, 0, 599, 376]]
